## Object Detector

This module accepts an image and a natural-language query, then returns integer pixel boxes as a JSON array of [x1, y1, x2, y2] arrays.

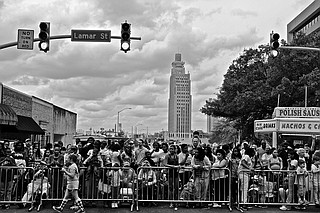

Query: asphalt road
[[1, 203, 320, 213]]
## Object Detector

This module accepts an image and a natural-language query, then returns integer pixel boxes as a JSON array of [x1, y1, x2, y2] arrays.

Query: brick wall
[[2, 86, 32, 116]]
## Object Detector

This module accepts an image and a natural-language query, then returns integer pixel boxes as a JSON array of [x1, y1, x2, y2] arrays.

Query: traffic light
[[38, 22, 50, 52], [120, 22, 131, 53], [270, 32, 280, 50]]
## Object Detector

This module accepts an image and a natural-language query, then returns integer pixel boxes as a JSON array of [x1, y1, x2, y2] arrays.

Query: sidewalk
[[1, 204, 320, 213]]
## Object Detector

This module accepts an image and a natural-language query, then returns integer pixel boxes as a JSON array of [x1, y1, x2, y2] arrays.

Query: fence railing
[[1, 165, 319, 211], [0, 166, 37, 206], [237, 169, 320, 208]]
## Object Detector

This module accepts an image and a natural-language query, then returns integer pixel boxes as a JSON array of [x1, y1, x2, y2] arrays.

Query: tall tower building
[[168, 53, 192, 138]]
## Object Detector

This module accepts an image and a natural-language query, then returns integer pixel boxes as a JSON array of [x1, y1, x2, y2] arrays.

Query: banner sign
[[278, 120, 320, 133], [254, 120, 277, 132], [274, 107, 320, 118], [254, 118, 320, 134]]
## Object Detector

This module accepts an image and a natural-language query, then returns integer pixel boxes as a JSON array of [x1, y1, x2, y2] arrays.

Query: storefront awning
[[0, 104, 18, 125], [16, 115, 44, 134]]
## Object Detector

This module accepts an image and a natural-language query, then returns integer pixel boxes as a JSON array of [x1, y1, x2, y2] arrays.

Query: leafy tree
[[208, 118, 238, 145], [201, 31, 320, 141]]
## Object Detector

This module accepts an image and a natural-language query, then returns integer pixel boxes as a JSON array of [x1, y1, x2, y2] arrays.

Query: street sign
[[17, 29, 34, 50], [71, 30, 111, 42]]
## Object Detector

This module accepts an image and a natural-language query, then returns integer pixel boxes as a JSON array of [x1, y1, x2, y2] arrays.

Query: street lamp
[[134, 123, 142, 138], [117, 107, 132, 135]]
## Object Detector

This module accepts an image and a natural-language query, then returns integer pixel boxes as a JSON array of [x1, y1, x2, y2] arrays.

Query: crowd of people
[[0, 136, 320, 212]]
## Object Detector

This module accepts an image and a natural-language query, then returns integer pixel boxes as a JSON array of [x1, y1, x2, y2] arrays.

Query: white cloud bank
[[0, 0, 313, 133]]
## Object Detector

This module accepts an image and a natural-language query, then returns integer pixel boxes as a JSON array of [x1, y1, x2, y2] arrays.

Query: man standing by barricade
[[0, 147, 17, 209]]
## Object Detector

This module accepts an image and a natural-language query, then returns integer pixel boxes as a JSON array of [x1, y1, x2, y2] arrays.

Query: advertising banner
[[274, 107, 320, 118], [278, 119, 320, 134], [254, 119, 277, 132]]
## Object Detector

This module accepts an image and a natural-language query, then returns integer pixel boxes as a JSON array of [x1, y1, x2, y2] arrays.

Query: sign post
[[71, 30, 111, 42], [17, 29, 34, 50]]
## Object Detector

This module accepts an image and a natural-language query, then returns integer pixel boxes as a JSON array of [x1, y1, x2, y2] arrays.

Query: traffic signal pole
[[0, 35, 141, 50], [258, 44, 320, 52], [278, 45, 320, 52]]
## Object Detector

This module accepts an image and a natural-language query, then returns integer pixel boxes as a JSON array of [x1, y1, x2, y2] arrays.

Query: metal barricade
[[0, 166, 35, 207], [44, 167, 64, 201], [237, 169, 319, 210], [43, 166, 137, 211], [3, 163, 320, 211], [136, 166, 231, 210]]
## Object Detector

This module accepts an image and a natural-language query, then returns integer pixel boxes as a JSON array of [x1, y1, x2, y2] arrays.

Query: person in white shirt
[[159, 143, 169, 166], [311, 154, 320, 207], [238, 148, 255, 211], [53, 154, 85, 213], [240, 141, 250, 156], [150, 141, 163, 166], [178, 144, 192, 188]]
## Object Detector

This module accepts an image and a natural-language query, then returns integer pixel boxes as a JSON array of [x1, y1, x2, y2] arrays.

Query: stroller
[[21, 161, 50, 212], [179, 176, 196, 208], [179, 177, 196, 201], [248, 174, 276, 204]]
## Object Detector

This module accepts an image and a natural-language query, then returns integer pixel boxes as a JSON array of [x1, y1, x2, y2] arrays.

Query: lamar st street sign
[[71, 30, 111, 42]]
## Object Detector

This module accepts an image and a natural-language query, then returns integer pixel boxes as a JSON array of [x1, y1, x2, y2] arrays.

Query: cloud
[[231, 9, 258, 18], [10, 75, 49, 85], [0, 0, 314, 133], [206, 8, 222, 16]]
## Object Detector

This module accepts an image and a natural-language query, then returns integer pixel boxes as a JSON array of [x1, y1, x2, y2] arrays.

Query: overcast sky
[[0, 0, 314, 134]]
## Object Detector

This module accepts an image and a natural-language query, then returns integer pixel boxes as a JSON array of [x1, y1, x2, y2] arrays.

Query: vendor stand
[[254, 107, 320, 148]]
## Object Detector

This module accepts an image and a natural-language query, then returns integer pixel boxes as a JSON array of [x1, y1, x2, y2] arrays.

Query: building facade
[[168, 53, 192, 139], [0, 83, 76, 146], [287, 0, 320, 43]]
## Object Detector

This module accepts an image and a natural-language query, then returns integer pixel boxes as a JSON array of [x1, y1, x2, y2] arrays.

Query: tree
[[208, 118, 238, 145], [201, 31, 320, 141]]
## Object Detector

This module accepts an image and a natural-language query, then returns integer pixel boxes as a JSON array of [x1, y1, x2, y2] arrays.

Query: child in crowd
[[138, 160, 157, 207], [109, 163, 122, 208], [279, 150, 298, 211], [311, 153, 320, 208], [296, 159, 308, 206], [53, 154, 85, 213]]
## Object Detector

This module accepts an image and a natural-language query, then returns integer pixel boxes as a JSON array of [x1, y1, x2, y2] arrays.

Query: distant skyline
[[0, 0, 314, 134]]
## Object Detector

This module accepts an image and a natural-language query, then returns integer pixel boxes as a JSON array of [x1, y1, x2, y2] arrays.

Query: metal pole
[[0, 35, 71, 49], [305, 85, 308, 107], [131, 126, 133, 139], [0, 35, 141, 50], [258, 44, 320, 52], [279, 46, 320, 52], [117, 111, 120, 135], [117, 107, 132, 135]]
